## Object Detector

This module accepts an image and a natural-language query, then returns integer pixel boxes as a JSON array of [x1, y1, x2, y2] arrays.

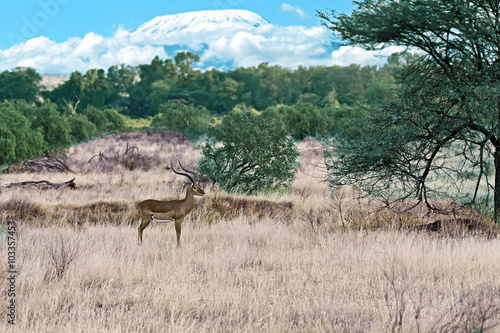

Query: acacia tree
[[199, 111, 299, 194], [319, 0, 500, 222]]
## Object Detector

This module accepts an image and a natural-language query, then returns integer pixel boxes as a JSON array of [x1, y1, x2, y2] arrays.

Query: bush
[[150, 100, 207, 140], [31, 102, 72, 151], [263, 103, 330, 139], [0, 101, 44, 165], [284, 102, 327, 139], [13, 100, 73, 152], [102, 108, 125, 132], [67, 114, 98, 143], [329, 105, 369, 138], [82, 106, 125, 134], [199, 111, 299, 194]]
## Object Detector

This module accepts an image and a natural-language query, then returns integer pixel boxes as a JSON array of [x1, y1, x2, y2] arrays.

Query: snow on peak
[[135, 9, 270, 36]]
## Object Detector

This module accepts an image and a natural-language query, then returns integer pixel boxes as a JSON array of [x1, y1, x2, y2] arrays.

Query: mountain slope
[[3, 9, 358, 74], [134, 9, 270, 35], [130, 9, 278, 68]]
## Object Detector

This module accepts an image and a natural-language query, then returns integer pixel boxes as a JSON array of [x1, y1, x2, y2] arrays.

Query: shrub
[[284, 102, 327, 139], [32, 102, 73, 151], [45, 233, 79, 280], [199, 111, 299, 194], [263, 103, 330, 139], [0, 101, 44, 165], [82, 106, 125, 134], [150, 100, 207, 140], [68, 114, 98, 143]]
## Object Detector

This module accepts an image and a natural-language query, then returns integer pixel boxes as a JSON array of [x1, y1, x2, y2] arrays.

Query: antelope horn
[[170, 160, 195, 184], [179, 162, 198, 184]]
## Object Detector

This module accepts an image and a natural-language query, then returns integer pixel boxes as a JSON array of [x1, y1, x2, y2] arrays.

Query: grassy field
[[1, 131, 499, 332]]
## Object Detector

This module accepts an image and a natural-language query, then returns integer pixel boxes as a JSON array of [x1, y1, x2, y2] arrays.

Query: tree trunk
[[495, 146, 500, 225]]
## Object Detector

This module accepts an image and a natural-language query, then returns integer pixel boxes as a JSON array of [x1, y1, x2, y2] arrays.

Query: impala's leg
[[138, 212, 152, 243], [175, 220, 182, 247]]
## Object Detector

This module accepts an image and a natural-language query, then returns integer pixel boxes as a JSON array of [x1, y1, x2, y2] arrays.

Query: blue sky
[[1, 0, 352, 49], [0, 1, 404, 74]]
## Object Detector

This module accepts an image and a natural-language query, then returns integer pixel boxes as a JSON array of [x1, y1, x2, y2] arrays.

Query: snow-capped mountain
[[128, 9, 335, 69], [130, 9, 274, 62], [134, 10, 270, 36], [130, 9, 281, 68], [2, 8, 394, 75]]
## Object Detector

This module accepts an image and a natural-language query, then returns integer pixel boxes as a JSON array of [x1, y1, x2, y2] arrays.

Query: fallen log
[[5, 178, 76, 190], [7, 154, 73, 173]]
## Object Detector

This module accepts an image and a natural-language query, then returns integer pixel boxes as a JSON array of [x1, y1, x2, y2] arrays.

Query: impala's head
[[190, 183, 205, 196], [171, 160, 205, 196]]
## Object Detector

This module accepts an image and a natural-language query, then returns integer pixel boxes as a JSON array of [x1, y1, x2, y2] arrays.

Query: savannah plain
[[1, 131, 499, 332]]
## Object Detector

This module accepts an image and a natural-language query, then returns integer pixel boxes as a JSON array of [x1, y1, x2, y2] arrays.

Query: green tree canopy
[[284, 102, 327, 139], [0, 101, 44, 165], [199, 111, 299, 194], [30, 102, 72, 151], [67, 114, 98, 143], [82, 106, 125, 134], [150, 100, 207, 139], [43, 69, 112, 110], [319, 0, 500, 221], [0, 67, 42, 103]]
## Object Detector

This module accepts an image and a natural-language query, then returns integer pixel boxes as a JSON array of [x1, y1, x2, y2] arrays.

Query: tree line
[[0, 53, 402, 167], [39, 51, 398, 116]]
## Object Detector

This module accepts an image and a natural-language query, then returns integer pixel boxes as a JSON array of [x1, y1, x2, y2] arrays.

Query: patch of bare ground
[[41, 75, 69, 91], [0, 132, 499, 332]]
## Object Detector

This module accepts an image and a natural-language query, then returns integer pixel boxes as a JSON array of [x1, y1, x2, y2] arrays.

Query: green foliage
[[43, 69, 112, 110], [150, 101, 207, 140], [121, 52, 401, 117], [328, 105, 369, 138], [82, 106, 125, 134], [67, 114, 98, 143], [319, 0, 500, 221], [0, 52, 410, 174], [30, 102, 72, 151], [147, 81, 172, 114], [175, 52, 200, 87], [199, 111, 299, 194], [0, 67, 42, 103], [0, 101, 44, 165], [263, 102, 332, 139], [363, 80, 397, 105], [107, 64, 137, 97], [211, 78, 241, 114], [284, 102, 327, 139], [15, 100, 73, 151]]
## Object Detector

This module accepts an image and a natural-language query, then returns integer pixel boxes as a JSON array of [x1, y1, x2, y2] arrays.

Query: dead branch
[[122, 143, 139, 156], [5, 178, 76, 190], [7, 154, 73, 173], [88, 151, 106, 163], [87, 143, 151, 170]]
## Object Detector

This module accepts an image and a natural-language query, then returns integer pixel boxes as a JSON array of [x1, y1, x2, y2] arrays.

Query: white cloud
[[0, 30, 168, 74], [328, 45, 408, 67], [280, 3, 309, 19], [200, 25, 331, 68], [0, 20, 403, 74]]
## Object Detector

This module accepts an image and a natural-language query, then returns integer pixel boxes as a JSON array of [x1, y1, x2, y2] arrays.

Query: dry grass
[[1, 224, 499, 332], [0, 132, 499, 332]]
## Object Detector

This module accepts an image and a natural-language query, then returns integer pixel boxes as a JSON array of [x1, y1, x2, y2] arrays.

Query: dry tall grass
[[0, 132, 499, 332]]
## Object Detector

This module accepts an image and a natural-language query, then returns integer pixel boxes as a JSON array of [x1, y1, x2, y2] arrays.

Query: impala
[[138, 161, 205, 246]]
